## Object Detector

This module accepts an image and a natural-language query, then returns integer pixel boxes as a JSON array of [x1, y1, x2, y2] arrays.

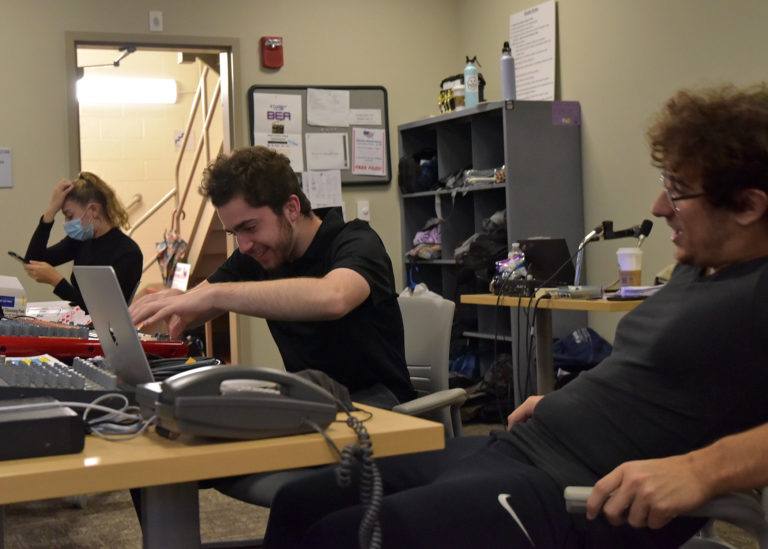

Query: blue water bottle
[[464, 56, 480, 108]]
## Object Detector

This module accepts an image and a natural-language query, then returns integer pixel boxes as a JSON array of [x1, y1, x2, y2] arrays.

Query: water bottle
[[464, 56, 479, 108], [496, 243, 527, 278], [500, 41, 516, 100]]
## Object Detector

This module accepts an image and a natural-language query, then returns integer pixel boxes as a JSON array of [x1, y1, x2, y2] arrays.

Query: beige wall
[[2, 0, 767, 357], [456, 0, 768, 338], [0, 0, 458, 367]]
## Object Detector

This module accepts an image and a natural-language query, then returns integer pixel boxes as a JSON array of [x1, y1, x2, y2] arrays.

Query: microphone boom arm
[[573, 219, 653, 285]]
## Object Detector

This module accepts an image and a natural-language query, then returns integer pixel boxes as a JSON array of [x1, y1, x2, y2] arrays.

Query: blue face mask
[[63, 214, 94, 241]]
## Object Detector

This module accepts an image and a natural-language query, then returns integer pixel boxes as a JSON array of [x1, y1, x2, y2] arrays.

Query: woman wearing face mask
[[23, 172, 142, 311]]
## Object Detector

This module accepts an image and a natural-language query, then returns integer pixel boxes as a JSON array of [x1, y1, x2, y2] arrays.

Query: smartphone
[[7, 251, 28, 264]]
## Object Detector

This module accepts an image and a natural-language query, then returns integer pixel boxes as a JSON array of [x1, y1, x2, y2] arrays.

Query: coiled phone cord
[[336, 413, 382, 549], [306, 409, 383, 549]]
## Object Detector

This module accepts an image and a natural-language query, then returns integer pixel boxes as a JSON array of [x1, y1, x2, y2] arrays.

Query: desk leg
[[0, 505, 5, 549], [140, 482, 201, 549], [535, 309, 555, 394]]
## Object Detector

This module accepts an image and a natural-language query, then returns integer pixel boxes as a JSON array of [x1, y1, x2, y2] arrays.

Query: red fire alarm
[[261, 36, 284, 69]]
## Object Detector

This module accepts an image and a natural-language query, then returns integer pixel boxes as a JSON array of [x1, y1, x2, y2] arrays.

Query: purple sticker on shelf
[[552, 101, 581, 126]]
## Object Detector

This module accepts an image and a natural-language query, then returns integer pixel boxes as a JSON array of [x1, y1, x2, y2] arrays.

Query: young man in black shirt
[[130, 146, 414, 407], [261, 85, 768, 549]]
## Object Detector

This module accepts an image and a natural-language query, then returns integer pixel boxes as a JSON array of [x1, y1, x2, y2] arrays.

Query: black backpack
[[398, 149, 438, 194]]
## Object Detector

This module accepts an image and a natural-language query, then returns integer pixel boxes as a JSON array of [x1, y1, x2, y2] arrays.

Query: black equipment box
[[0, 397, 85, 460], [490, 276, 540, 297]]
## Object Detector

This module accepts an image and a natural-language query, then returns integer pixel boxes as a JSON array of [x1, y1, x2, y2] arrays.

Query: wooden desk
[[460, 294, 641, 399], [0, 406, 443, 548]]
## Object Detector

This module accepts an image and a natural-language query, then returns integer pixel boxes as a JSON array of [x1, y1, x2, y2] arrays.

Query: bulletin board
[[248, 85, 391, 186]]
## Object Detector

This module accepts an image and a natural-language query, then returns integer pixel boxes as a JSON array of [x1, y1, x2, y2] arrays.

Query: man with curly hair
[[262, 84, 768, 549], [130, 146, 415, 407]]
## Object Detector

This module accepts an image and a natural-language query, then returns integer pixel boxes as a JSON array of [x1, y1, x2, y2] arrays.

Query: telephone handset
[[137, 365, 338, 440]]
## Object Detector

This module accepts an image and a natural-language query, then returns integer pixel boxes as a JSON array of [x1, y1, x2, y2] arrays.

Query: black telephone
[[136, 365, 338, 440]]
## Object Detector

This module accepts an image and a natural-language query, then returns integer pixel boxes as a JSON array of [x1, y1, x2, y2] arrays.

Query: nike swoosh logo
[[497, 493, 535, 547]]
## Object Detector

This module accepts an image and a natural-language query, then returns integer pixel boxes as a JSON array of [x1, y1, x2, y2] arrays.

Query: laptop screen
[[72, 266, 154, 389], [517, 238, 575, 286]]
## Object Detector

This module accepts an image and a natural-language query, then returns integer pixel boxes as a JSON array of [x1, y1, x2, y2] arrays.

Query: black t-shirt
[[208, 209, 415, 403], [499, 256, 768, 490], [25, 216, 143, 311]]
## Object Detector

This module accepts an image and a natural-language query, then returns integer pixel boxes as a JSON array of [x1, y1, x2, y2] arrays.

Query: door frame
[[64, 31, 241, 362], [64, 31, 240, 176]]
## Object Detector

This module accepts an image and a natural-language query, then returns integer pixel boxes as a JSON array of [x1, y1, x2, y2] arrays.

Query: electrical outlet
[[357, 199, 370, 221], [149, 10, 163, 32]]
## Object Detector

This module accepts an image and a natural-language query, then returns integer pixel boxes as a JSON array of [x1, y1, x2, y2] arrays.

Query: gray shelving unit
[[398, 100, 586, 390]]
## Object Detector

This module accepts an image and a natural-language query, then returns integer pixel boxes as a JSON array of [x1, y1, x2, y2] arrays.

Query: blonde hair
[[68, 172, 130, 229]]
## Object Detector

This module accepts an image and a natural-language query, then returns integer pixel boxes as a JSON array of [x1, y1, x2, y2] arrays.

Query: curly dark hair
[[200, 146, 312, 215], [648, 83, 768, 212]]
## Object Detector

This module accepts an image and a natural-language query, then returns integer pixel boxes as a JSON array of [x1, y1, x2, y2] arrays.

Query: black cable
[[490, 277, 526, 425], [149, 357, 222, 381], [492, 291, 506, 426], [0, 394, 154, 440], [332, 408, 373, 424], [494, 270, 529, 420], [532, 247, 582, 291], [343, 413, 382, 549], [523, 297, 536, 398], [514, 295, 522, 410], [304, 397, 382, 549], [493, 243, 581, 403], [491, 284, 514, 425]]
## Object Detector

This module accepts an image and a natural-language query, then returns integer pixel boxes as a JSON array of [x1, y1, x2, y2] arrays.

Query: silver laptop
[[72, 266, 154, 389]]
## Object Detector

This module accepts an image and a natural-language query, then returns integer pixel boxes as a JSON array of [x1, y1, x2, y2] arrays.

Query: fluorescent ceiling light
[[77, 76, 177, 104]]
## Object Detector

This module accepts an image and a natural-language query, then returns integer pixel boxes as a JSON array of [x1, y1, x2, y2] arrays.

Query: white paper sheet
[[251, 92, 305, 172], [509, 0, 556, 100], [305, 133, 349, 170], [307, 88, 350, 127], [349, 108, 382, 126], [352, 128, 387, 177], [302, 170, 343, 209], [171, 262, 191, 291], [26, 301, 91, 325]]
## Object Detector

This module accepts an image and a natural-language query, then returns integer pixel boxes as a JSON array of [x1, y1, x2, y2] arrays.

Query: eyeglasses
[[660, 173, 707, 211]]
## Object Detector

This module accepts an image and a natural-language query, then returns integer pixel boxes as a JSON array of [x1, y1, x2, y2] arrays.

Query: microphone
[[573, 219, 652, 285], [635, 219, 653, 247], [577, 223, 606, 251], [601, 220, 654, 242]]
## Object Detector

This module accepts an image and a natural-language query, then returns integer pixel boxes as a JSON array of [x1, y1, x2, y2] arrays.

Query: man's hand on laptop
[[130, 288, 196, 339]]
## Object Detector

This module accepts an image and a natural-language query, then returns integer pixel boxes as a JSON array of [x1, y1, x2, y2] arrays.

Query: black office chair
[[200, 294, 466, 548], [683, 489, 768, 549]]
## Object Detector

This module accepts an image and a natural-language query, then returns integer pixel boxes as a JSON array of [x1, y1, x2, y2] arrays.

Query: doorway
[[65, 33, 238, 361]]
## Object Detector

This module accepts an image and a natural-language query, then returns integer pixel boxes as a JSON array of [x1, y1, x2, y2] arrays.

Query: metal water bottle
[[464, 56, 479, 108], [500, 41, 516, 100]]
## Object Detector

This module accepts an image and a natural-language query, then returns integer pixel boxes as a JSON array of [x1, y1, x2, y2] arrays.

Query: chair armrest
[[687, 491, 763, 520], [687, 491, 768, 546], [392, 388, 467, 416], [564, 486, 768, 549]]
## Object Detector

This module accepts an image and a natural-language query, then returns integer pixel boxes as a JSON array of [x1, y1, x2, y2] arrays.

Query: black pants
[[263, 435, 704, 549], [264, 435, 579, 549]]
